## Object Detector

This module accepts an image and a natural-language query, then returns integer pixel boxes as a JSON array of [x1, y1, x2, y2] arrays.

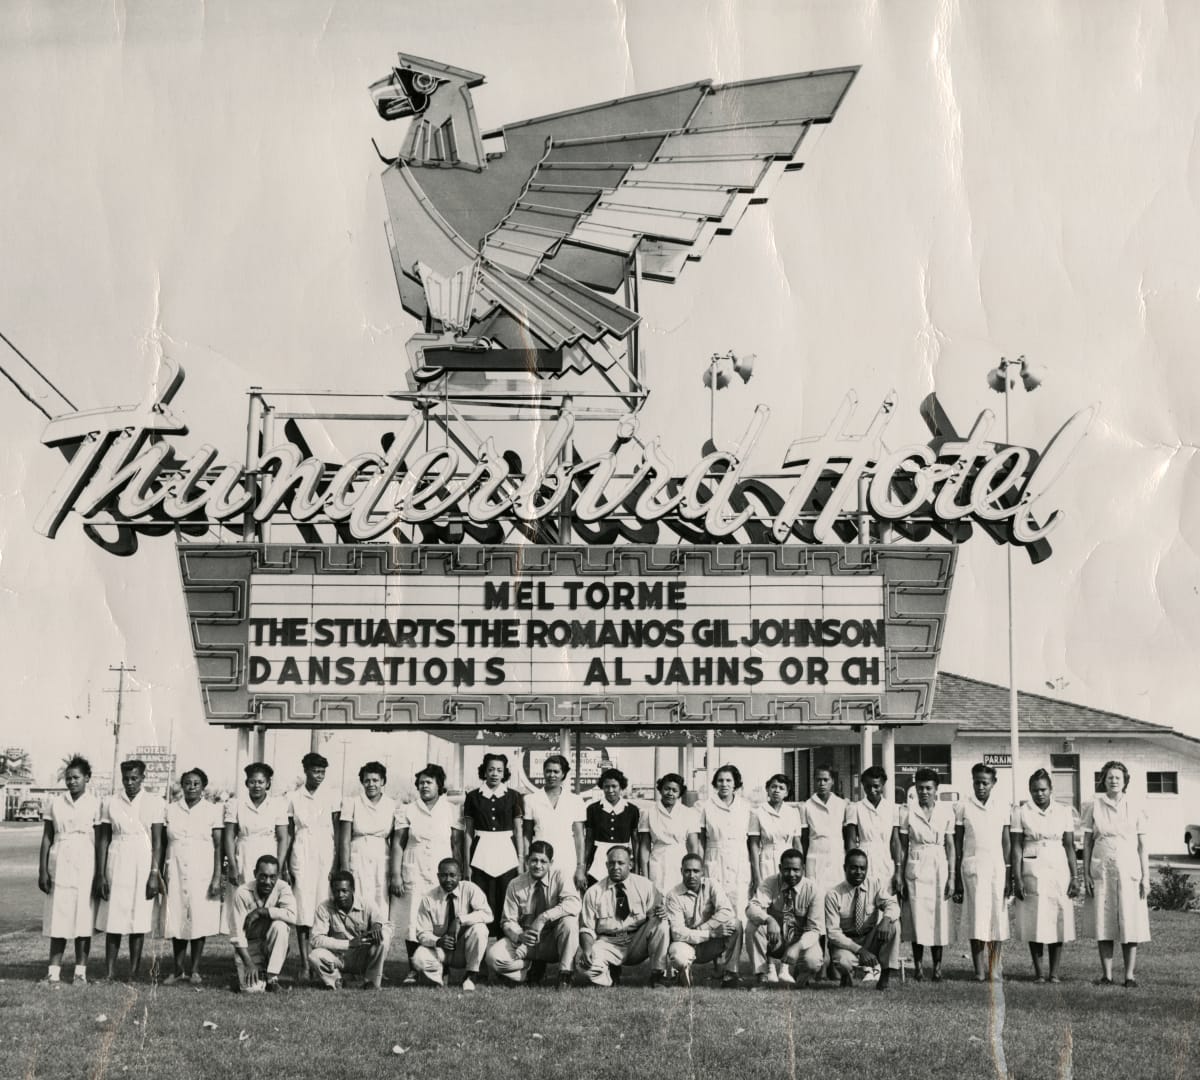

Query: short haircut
[[415, 763, 447, 793], [913, 768, 940, 787], [245, 762, 274, 782], [254, 854, 280, 873], [1099, 760, 1130, 791], [301, 752, 329, 770], [860, 765, 888, 785], [64, 756, 92, 779], [1028, 768, 1052, 790], [180, 767, 209, 788], [606, 846, 631, 862], [599, 767, 628, 789], [813, 765, 835, 781], [681, 853, 704, 868], [765, 773, 793, 796], [329, 870, 355, 889], [713, 764, 743, 789], [121, 759, 146, 776], [359, 760, 387, 784], [543, 754, 570, 775], [528, 840, 555, 860], [656, 772, 687, 795], [971, 763, 998, 781], [437, 857, 461, 873], [845, 847, 869, 865], [478, 753, 511, 782], [779, 847, 804, 865]]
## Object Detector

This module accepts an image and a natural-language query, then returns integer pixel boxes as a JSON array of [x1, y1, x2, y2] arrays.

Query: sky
[[2, 0, 1198, 790]]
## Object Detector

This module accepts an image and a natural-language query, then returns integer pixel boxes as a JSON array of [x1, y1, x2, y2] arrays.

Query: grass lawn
[[1, 827, 1198, 1080]]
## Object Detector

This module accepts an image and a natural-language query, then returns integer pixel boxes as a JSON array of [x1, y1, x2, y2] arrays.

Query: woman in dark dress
[[462, 753, 524, 938], [584, 768, 641, 885]]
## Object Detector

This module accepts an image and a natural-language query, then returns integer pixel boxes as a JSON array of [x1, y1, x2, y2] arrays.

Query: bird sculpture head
[[370, 54, 485, 120]]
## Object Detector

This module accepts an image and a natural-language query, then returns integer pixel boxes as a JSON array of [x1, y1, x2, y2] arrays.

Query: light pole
[[702, 351, 755, 450], [986, 355, 1045, 805]]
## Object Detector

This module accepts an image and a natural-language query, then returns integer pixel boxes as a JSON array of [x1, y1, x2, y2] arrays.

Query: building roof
[[933, 672, 1198, 743]]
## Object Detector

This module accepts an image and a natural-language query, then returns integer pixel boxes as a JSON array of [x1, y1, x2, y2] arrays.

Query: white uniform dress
[[750, 801, 804, 884], [1011, 801, 1075, 943], [701, 794, 758, 914], [955, 795, 1011, 942], [222, 793, 288, 933], [639, 800, 701, 892], [801, 793, 848, 895], [287, 784, 339, 927], [97, 789, 165, 935], [899, 801, 955, 946], [340, 791, 397, 917], [42, 790, 100, 939], [844, 796, 900, 892], [1083, 794, 1150, 944], [162, 798, 223, 940], [523, 787, 587, 876], [391, 796, 462, 940]]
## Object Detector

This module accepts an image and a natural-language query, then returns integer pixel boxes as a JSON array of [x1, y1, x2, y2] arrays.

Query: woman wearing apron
[[584, 768, 640, 885], [700, 765, 758, 917], [95, 759, 165, 981], [390, 763, 463, 983], [638, 773, 701, 892], [801, 767, 847, 897], [1084, 760, 1151, 987], [843, 765, 902, 897], [463, 753, 524, 939], [37, 755, 100, 986], [222, 762, 289, 934], [953, 762, 1012, 981], [1011, 768, 1077, 983], [285, 751, 339, 983], [338, 761, 397, 917], [161, 768, 223, 985], [898, 768, 957, 981]]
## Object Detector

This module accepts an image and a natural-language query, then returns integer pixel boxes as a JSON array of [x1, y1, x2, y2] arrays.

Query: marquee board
[[178, 543, 956, 730]]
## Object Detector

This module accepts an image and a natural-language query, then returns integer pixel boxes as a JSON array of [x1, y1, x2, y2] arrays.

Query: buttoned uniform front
[[802, 792, 848, 895], [956, 794, 1011, 942], [523, 787, 586, 877], [577, 872, 668, 985], [585, 796, 641, 881], [229, 877, 297, 985], [410, 881, 493, 985], [825, 878, 901, 976], [391, 796, 463, 941], [162, 797, 223, 940], [844, 796, 900, 892], [746, 874, 824, 976], [487, 868, 581, 982], [340, 790, 397, 918], [286, 784, 339, 928], [222, 793, 288, 933], [899, 800, 955, 946], [308, 896, 393, 988], [97, 789, 165, 935], [1011, 800, 1076, 944], [700, 793, 758, 915], [640, 799, 702, 892], [1083, 794, 1151, 944], [664, 876, 743, 974], [750, 800, 803, 885], [42, 790, 100, 939]]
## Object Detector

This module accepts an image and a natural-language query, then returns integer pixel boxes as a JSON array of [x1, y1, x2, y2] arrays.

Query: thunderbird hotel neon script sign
[[34, 365, 1095, 551]]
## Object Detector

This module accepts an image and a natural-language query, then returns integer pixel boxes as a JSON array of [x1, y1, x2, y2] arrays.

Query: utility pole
[[106, 663, 137, 794]]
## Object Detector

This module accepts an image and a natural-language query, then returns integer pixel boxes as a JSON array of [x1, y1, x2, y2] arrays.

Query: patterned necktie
[[614, 881, 630, 920], [531, 880, 548, 919], [852, 886, 868, 936], [444, 891, 458, 937], [782, 886, 796, 914]]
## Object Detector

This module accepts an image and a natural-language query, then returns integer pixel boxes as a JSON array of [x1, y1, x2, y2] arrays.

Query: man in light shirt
[[825, 848, 901, 990], [307, 870, 392, 990], [229, 854, 297, 993], [577, 847, 669, 987], [487, 840, 581, 988], [665, 853, 743, 988], [746, 848, 824, 989], [523, 755, 588, 892], [411, 858, 492, 991]]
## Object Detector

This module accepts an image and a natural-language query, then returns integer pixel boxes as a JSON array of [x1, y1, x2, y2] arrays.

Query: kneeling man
[[746, 848, 823, 989], [666, 853, 744, 988], [308, 870, 393, 989], [826, 848, 901, 990], [488, 841, 580, 987], [411, 858, 492, 990], [230, 854, 296, 993], [578, 847, 669, 987]]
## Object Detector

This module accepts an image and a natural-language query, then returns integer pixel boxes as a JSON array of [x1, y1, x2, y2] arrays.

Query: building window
[[1146, 771, 1179, 795]]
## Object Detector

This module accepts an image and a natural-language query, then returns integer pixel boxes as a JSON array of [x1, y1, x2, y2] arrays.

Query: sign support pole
[[859, 724, 875, 776], [881, 727, 896, 802]]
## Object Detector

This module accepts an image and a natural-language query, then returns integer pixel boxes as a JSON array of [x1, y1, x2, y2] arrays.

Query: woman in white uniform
[[37, 755, 100, 986], [749, 773, 804, 890], [95, 759, 165, 981], [161, 767, 223, 985], [1011, 768, 1077, 983], [899, 768, 956, 981], [700, 764, 758, 916], [338, 760, 397, 918], [1084, 759, 1150, 987], [953, 762, 1011, 982], [222, 762, 289, 934], [843, 765, 902, 896], [801, 767, 847, 896], [285, 751, 339, 983], [638, 773, 701, 892]]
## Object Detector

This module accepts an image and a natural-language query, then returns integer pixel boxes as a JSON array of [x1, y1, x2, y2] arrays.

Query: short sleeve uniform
[[340, 791, 397, 917], [392, 796, 462, 939], [955, 795, 1010, 942], [844, 797, 899, 892], [287, 784, 340, 926], [801, 794, 847, 894], [42, 790, 100, 939], [898, 801, 954, 946], [639, 801, 701, 892], [162, 798, 223, 939], [98, 790, 165, 935], [750, 801, 803, 883], [1011, 800, 1075, 943], [701, 795, 757, 914], [1083, 795, 1150, 944]]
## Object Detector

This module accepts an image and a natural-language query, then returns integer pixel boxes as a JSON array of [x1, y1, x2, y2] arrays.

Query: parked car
[[1185, 824, 1200, 858], [14, 801, 41, 822]]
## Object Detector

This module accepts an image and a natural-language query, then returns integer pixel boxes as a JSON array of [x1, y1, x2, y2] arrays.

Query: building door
[[1050, 753, 1080, 810]]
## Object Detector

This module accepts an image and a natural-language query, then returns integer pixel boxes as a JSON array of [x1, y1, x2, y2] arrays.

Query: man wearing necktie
[[665, 853, 744, 988], [487, 840, 581, 988], [825, 849, 901, 990], [577, 847, 669, 987], [411, 858, 492, 990], [746, 848, 824, 989]]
